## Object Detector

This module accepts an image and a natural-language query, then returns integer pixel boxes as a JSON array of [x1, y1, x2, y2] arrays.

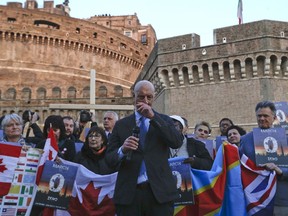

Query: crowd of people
[[0, 80, 287, 216]]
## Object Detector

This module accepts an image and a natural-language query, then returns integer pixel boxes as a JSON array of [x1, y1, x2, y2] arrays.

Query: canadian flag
[[53, 160, 117, 216], [36, 128, 59, 185], [0, 142, 22, 196]]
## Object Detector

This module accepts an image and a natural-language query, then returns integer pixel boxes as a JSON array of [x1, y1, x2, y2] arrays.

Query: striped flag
[[241, 154, 276, 215], [13, 173, 23, 183], [0, 142, 22, 196], [237, 0, 243, 24], [18, 196, 32, 207], [3, 195, 18, 206], [178, 142, 247, 216], [1, 208, 16, 216], [173, 142, 277, 216]]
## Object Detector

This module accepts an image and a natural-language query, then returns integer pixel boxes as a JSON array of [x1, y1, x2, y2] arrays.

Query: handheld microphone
[[126, 126, 140, 160]]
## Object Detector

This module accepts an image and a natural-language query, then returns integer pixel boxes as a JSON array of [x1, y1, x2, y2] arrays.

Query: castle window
[[114, 85, 123, 98], [120, 42, 127, 49], [37, 87, 46, 99], [67, 86, 76, 98], [93, 32, 97, 38], [7, 17, 16, 23], [99, 85, 107, 97], [21, 87, 31, 100], [83, 86, 90, 98], [106, 21, 110, 26], [141, 34, 147, 45], [5, 88, 16, 100], [110, 38, 114, 43], [124, 31, 132, 37], [34, 20, 60, 29], [76, 27, 80, 34], [52, 87, 61, 99]]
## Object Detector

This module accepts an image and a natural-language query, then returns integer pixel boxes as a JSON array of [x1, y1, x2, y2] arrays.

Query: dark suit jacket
[[105, 111, 183, 205]]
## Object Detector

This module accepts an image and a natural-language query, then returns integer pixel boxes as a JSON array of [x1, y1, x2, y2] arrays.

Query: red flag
[[0, 142, 22, 196], [68, 182, 115, 215], [36, 128, 58, 185]]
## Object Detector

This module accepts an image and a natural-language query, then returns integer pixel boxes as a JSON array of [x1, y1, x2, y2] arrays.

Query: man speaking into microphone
[[106, 80, 183, 216]]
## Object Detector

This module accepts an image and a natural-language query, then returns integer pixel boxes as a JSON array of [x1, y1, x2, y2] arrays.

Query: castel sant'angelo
[[1, 0, 288, 134], [0, 0, 156, 124]]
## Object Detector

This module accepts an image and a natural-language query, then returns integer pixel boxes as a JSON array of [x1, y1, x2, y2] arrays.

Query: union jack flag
[[241, 154, 276, 216]]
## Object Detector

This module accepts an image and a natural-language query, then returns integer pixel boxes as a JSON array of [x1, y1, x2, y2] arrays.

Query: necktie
[[139, 116, 148, 177], [107, 132, 111, 139], [139, 117, 147, 148]]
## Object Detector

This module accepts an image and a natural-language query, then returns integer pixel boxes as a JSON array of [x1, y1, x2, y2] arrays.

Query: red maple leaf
[[0, 158, 7, 173]]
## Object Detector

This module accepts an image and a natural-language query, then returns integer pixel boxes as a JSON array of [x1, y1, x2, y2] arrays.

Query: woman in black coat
[[74, 126, 115, 175]]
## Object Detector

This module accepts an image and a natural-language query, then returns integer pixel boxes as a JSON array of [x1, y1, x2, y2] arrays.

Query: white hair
[[104, 111, 119, 121], [133, 80, 155, 95], [1, 113, 23, 128]]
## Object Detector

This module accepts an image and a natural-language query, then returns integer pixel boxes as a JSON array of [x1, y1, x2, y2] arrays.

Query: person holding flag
[[0, 113, 41, 148], [36, 115, 76, 162], [240, 101, 288, 215]]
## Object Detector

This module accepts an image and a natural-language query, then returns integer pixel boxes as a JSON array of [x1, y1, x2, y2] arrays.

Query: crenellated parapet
[[138, 20, 288, 135], [151, 52, 288, 91]]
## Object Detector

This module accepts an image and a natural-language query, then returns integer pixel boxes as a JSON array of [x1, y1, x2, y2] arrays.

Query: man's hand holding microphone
[[121, 127, 140, 160]]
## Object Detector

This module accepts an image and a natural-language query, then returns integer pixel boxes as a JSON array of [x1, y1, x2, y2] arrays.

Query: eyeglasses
[[197, 128, 209, 135], [137, 94, 154, 101]]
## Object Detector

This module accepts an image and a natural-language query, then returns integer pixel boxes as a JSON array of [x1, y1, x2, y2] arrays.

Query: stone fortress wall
[[0, 0, 156, 123], [138, 20, 288, 136]]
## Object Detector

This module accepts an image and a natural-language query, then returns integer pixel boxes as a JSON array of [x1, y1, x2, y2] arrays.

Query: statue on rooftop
[[63, 0, 69, 6]]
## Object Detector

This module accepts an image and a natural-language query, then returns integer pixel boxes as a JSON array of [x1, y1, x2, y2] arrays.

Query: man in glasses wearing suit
[[106, 80, 182, 216]]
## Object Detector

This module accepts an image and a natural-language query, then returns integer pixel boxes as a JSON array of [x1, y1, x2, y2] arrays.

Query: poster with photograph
[[253, 127, 288, 167], [274, 101, 288, 133], [34, 160, 78, 210], [168, 157, 194, 206]]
